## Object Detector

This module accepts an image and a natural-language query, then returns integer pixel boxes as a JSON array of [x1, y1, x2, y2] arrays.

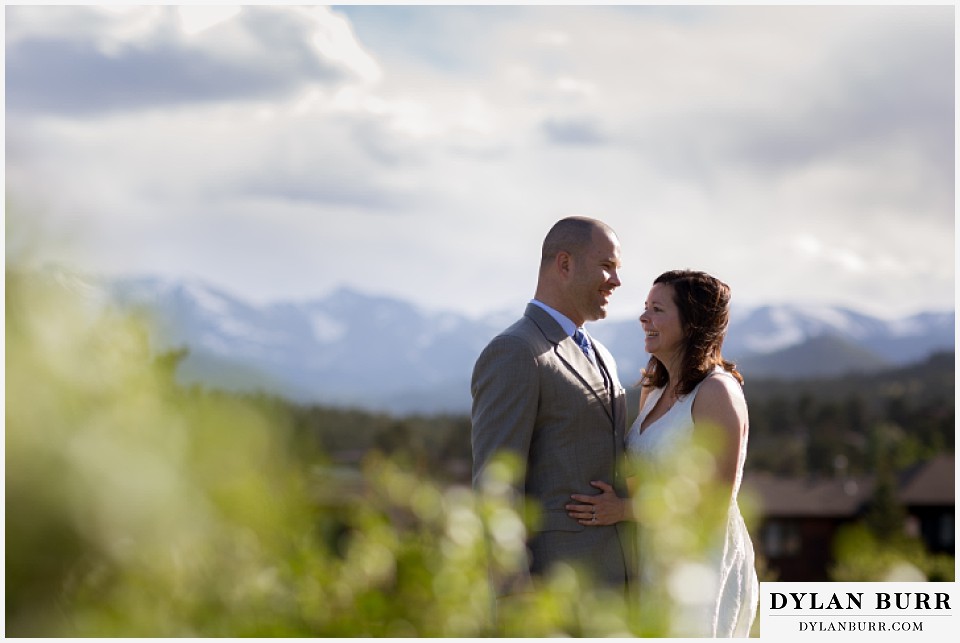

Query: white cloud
[[534, 30, 570, 47], [793, 235, 824, 258], [5, 5, 954, 319], [303, 6, 382, 85], [177, 6, 242, 37]]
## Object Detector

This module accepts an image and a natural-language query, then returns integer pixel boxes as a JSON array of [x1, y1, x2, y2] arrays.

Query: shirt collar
[[529, 299, 580, 337]]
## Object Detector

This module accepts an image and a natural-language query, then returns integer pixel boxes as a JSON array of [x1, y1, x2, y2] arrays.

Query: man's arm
[[471, 334, 540, 598], [471, 334, 539, 493]]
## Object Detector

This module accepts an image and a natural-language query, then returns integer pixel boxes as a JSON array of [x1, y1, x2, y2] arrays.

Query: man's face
[[568, 229, 622, 325]]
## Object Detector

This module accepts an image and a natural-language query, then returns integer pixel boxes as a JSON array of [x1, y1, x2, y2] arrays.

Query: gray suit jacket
[[471, 303, 634, 593]]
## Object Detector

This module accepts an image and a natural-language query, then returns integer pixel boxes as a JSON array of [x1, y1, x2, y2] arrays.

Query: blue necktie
[[575, 328, 611, 390], [573, 328, 595, 364]]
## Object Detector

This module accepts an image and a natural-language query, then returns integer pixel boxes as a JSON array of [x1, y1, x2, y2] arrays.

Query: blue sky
[[6, 4, 955, 320]]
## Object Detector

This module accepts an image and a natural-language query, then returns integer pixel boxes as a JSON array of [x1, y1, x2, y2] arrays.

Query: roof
[[743, 472, 873, 517], [743, 453, 955, 518], [899, 453, 955, 506]]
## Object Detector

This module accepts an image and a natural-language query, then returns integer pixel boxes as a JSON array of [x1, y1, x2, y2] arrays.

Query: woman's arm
[[690, 374, 747, 495]]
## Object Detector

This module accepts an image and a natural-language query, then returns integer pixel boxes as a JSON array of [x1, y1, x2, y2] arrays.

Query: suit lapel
[[524, 304, 614, 423], [596, 350, 623, 432], [556, 341, 612, 412]]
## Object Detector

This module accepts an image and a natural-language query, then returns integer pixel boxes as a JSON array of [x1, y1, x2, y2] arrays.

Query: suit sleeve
[[470, 334, 539, 493]]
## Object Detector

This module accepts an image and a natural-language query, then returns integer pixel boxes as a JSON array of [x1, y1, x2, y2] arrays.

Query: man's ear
[[556, 251, 573, 277]]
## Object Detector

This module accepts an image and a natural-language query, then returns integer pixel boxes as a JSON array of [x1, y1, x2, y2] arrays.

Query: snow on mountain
[[307, 310, 348, 344], [722, 304, 892, 356], [97, 275, 954, 413]]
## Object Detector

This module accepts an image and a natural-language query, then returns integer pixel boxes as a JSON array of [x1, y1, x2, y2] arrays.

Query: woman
[[565, 270, 758, 637]]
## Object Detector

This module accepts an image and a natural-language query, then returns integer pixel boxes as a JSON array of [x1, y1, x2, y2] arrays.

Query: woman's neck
[[658, 353, 682, 395]]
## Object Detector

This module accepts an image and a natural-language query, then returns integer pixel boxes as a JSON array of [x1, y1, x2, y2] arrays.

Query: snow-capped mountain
[[102, 275, 954, 413], [107, 276, 502, 412], [725, 303, 955, 362], [721, 304, 955, 378], [592, 302, 955, 382]]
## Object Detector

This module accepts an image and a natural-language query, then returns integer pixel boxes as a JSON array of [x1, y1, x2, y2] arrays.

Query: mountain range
[[90, 274, 955, 414]]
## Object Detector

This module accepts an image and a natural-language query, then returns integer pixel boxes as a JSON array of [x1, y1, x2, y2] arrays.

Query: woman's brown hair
[[641, 269, 743, 395]]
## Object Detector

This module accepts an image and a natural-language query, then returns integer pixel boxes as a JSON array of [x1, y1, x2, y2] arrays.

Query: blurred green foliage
[[830, 523, 955, 583], [7, 269, 323, 635], [4, 269, 652, 636]]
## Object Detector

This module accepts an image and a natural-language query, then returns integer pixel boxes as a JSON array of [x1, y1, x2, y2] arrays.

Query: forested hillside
[[270, 350, 954, 482], [741, 351, 954, 476]]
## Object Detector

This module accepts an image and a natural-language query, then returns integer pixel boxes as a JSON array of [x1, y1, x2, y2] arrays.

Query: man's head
[[536, 216, 622, 327]]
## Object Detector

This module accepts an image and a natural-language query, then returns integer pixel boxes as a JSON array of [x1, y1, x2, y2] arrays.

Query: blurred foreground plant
[[830, 523, 955, 583], [5, 268, 645, 636], [7, 269, 321, 635]]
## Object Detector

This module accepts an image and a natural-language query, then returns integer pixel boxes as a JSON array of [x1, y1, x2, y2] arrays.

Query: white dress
[[626, 367, 758, 638]]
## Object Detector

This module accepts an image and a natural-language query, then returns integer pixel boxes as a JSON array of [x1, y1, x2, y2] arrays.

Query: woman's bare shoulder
[[693, 372, 747, 425]]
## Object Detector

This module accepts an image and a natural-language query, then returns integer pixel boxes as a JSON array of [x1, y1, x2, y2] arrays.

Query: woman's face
[[639, 282, 684, 363]]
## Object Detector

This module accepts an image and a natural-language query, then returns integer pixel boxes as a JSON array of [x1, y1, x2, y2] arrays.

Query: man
[[471, 216, 633, 599]]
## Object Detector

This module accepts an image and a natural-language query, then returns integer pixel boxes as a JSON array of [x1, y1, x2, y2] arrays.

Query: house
[[742, 453, 954, 581], [899, 454, 955, 555]]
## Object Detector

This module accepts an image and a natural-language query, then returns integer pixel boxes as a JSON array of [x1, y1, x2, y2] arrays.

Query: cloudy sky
[[6, 4, 955, 321]]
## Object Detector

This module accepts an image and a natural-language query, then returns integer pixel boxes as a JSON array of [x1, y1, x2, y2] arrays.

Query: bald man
[[471, 216, 634, 599]]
